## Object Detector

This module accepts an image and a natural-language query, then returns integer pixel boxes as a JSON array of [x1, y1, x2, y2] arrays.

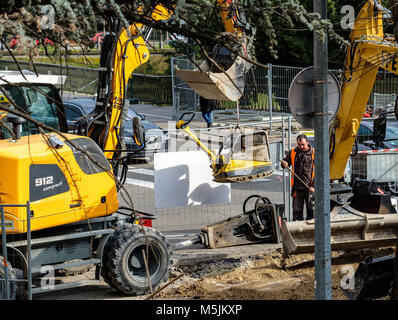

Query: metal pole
[[171, 57, 177, 120], [26, 202, 32, 300], [268, 64, 273, 129], [1, 206, 10, 300], [281, 117, 286, 220], [314, 0, 332, 300], [288, 116, 292, 221]]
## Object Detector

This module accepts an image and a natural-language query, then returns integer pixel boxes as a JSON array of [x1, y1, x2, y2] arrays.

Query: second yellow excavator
[[281, 0, 398, 255]]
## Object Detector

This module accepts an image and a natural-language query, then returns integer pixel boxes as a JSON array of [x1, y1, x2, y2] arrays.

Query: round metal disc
[[288, 66, 341, 129]]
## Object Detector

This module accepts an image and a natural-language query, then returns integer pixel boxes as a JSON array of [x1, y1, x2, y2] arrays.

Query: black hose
[[329, 131, 336, 159]]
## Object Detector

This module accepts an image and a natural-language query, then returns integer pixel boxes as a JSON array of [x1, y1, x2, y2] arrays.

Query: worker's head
[[296, 134, 310, 151]]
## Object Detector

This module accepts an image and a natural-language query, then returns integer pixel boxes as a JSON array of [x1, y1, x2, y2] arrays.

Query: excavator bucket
[[342, 255, 395, 300], [213, 129, 274, 183], [281, 205, 398, 255], [175, 56, 250, 101]]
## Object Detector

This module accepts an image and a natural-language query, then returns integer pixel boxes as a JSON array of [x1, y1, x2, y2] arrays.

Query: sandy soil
[[33, 247, 395, 300], [156, 247, 395, 300]]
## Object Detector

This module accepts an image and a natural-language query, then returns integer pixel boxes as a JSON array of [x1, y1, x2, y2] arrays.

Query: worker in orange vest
[[281, 134, 315, 221]]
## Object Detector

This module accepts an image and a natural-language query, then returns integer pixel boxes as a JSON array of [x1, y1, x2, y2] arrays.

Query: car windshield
[[385, 121, 398, 145], [0, 84, 62, 139]]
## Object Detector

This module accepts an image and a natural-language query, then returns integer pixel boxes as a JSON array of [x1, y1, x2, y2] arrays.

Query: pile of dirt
[[159, 247, 395, 300]]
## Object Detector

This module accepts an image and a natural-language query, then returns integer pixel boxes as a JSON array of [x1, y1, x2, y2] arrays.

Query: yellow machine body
[[0, 133, 119, 234], [330, 0, 398, 180]]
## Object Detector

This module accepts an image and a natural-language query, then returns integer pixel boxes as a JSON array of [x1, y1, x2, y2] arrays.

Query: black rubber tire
[[100, 225, 126, 289], [0, 257, 17, 300], [102, 223, 172, 296]]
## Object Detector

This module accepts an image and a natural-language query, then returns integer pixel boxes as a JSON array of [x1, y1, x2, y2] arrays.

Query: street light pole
[[313, 0, 332, 300]]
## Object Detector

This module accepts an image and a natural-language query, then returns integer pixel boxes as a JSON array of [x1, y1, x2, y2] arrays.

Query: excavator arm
[[281, 0, 398, 257], [84, 4, 172, 161], [330, 0, 398, 180]]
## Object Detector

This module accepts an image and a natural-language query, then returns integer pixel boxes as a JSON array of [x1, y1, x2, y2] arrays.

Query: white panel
[[154, 151, 231, 208]]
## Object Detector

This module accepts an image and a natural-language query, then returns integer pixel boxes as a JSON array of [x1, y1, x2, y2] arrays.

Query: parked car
[[9, 37, 54, 49], [355, 117, 398, 150], [89, 32, 104, 48], [351, 117, 398, 194], [62, 98, 168, 161]]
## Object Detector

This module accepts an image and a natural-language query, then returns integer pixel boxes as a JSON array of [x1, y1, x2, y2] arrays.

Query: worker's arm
[[281, 150, 292, 168]]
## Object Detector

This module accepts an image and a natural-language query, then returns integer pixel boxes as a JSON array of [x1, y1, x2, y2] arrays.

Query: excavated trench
[[158, 247, 395, 300]]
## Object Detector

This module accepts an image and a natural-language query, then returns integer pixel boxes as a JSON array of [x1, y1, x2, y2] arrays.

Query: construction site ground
[[32, 100, 392, 301], [33, 242, 395, 300]]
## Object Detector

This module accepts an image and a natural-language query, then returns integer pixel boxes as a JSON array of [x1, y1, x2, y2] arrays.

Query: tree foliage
[[0, 0, 349, 68]]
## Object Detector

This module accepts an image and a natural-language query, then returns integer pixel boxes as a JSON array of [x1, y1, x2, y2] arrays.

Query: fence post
[[288, 116, 292, 221], [26, 201, 32, 300], [281, 117, 286, 220], [267, 63, 273, 127], [171, 57, 178, 120], [1, 206, 10, 300]]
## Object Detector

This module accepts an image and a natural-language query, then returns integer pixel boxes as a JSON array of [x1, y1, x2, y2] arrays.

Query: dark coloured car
[[62, 98, 168, 161], [351, 117, 398, 194], [122, 108, 169, 161], [62, 98, 95, 131], [355, 117, 398, 150]]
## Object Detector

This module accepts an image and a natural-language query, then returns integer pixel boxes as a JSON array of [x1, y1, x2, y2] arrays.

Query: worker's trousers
[[202, 111, 213, 127], [292, 188, 314, 221]]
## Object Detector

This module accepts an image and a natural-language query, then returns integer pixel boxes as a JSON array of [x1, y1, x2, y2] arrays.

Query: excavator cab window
[[65, 138, 112, 175], [0, 84, 66, 139]]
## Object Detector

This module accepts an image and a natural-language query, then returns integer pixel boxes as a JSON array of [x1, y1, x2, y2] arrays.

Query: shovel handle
[[279, 159, 312, 191]]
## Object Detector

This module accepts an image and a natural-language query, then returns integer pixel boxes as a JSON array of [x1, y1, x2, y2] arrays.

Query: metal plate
[[288, 66, 341, 129]]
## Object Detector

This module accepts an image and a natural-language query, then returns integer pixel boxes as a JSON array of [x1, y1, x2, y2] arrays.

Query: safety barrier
[[352, 149, 398, 187], [0, 202, 32, 300]]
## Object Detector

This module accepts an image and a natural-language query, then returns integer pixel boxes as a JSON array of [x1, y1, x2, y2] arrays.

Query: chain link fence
[[171, 58, 348, 124], [122, 118, 295, 235], [0, 59, 172, 105]]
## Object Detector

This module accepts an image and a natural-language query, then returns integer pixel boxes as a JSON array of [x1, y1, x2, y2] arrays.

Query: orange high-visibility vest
[[290, 149, 315, 187]]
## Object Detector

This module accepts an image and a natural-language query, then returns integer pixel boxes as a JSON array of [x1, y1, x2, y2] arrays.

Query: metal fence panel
[[171, 58, 344, 118], [353, 151, 398, 182], [0, 59, 172, 104], [124, 119, 293, 235]]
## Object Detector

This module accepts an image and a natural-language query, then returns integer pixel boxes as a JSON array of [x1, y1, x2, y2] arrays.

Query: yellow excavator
[[321, 0, 398, 300], [281, 0, 398, 256], [0, 4, 173, 299]]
